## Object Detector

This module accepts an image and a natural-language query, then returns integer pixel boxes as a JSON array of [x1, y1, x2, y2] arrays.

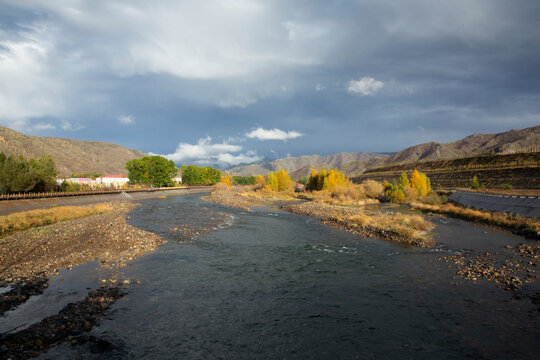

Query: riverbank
[[284, 202, 434, 247], [412, 201, 540, 239], [0, 201, 164, 318], [0, 201, 163, 282]]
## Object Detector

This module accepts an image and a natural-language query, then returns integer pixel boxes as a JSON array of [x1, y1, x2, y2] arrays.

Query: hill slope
[[231, 125, 540, 178], [383, 125, 540, 164], [229, 152, 389, 177], [0, 126, 145, 175]]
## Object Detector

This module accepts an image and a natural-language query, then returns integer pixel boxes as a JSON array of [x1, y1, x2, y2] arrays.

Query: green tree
[[180, 165, 221, 185], [470, 176, 480, 189], [29, 154, 58, 192], [398, 171, 409, 190], [126, 156, 176, 187], [0, 154, 39, 193]]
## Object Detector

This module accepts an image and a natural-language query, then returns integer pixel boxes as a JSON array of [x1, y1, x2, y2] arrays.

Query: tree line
[[0, 153, 57, 194]]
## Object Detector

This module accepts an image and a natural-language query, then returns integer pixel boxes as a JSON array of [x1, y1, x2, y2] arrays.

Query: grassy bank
[[284, 202, 435, 247], [411, 202, 540, 237], [0, 203, 113, 236]]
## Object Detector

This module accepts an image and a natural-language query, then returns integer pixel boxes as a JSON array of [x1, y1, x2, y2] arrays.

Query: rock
[[83, 321, 92, 331]]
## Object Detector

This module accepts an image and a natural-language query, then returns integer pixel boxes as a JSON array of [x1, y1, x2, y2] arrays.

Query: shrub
[[254, 175, 266, 186], [360, 180, 384, 199], [214, 182, 229, 192], [470, 176, 480, 189], [500, 184, 513, 190], [402, 185, 418, 202]]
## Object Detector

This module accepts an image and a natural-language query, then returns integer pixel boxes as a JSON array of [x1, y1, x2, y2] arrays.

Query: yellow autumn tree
[[322, 169, 348, 192], [220, 173, 233, 189], [254, 174, 266, 186], [266, 172, 279, 191], [409, 169, 431, 197], [275, 169, 291, 192]]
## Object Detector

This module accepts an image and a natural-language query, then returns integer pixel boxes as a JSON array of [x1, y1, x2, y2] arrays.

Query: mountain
[[230, 125, 540, 178], [0, 126, 145, 175], [383, 125, 540, 165], [229, 152, 389, 177]]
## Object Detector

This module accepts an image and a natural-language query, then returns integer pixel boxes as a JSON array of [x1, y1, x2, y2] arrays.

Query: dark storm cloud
[[0, 0, 538, 165]]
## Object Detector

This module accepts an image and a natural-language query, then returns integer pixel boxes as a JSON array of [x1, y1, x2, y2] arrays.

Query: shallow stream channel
[[6, 193, 540, 359]]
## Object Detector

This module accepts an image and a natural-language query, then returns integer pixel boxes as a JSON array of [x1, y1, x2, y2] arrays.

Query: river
[[35, 193, 540, 359]]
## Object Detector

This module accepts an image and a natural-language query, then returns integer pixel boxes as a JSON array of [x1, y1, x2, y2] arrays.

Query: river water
[[41, 193, 539, 359]]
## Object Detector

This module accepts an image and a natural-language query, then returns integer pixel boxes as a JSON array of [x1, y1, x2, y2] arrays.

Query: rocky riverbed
[[0, 201, 164, 282], [202, 190, 265, 211], [0, 286, 125, 360], [0, 201, 165, 355], [442, 244, 539, 297]]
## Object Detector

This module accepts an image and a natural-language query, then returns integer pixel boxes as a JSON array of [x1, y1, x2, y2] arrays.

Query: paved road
[[0, 188, 211, 216], [449, 190, 540, 218]]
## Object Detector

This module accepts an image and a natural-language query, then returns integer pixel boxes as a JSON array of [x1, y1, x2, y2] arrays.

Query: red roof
[[99, 174, 127, 178]]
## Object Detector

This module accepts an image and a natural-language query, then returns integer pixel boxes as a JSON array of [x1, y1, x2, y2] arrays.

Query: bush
[[500, 184, 513, 190], [419, 192, 448, 205], [402, 186, 418, 202], [470, 176, 480, 189], [214, 182, 229, 192], [360, 180, 384, 199], [254, 175, 266, 186]]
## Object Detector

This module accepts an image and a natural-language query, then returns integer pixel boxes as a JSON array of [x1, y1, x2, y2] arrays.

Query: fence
[[0, 186, 196, 201]]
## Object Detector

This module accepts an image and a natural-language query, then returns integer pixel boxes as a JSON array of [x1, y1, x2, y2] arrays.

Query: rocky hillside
[[383, 125, 540, 165], [230, 125, 540, 178], [229, 152, 389, 177], [0, 126, 145, 175]]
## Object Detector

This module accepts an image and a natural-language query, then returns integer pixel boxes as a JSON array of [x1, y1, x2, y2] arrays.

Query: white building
[[62, 178, 97, 187], [96, 174, 130, 188]]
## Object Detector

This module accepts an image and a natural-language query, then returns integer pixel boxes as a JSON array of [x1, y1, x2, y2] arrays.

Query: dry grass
[[0, 203, 114, 236], [338, 211, 434, 247], [284, 202, 434, 247], [411, 202, 540, 234], [299, 184, 379, 207], [239, 187, 298, 201]]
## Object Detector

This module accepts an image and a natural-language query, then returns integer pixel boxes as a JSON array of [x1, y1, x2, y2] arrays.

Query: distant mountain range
[[229, 125, 540, 178], [0, 124, 538, 178], [0, 126, 144, 175]]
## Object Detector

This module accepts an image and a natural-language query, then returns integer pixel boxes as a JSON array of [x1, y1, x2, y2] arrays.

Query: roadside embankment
[[0, 188, 210, 216], [449, 190, 540, 218]]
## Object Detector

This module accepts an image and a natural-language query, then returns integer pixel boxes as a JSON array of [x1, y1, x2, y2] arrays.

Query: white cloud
[[118, 114, 135, 125], [0, 37, 64, 130], [158, 136, 261, 167], [246, 127, 303, 141], [315, 83, 325, 91], [34, 122, 56, 130], [61, 120, 85, 131], [347, 77, 384, 96]]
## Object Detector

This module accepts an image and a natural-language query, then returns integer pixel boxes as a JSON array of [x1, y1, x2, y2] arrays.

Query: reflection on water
[[44, 193, 539, 359]]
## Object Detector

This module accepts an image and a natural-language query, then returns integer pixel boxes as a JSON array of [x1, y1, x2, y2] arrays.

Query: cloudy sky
[[1, 0, 539, 167]]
